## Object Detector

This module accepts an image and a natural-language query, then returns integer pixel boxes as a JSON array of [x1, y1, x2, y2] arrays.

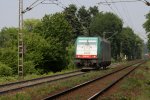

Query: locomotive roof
[[77, 36, 110, 43], [77, 37, 99, 39]]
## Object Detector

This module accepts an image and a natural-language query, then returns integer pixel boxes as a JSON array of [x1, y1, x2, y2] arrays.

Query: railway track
[[0, 70, 85, 95], [43, 61, 145, 100]]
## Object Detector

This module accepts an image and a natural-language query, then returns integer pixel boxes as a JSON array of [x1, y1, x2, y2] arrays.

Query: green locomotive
[[75, 37, 111, 69]]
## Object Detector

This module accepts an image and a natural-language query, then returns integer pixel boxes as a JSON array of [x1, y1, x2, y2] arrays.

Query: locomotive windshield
[[78, 42, 96, 45], [78, 40, 97, 45]]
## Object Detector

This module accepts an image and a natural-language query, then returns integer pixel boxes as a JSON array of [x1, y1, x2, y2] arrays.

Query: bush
[[24, 61, 37, 75], [0, 62, 13, 76], [66, 44, 76, 69], [0, 47, 17, 74]]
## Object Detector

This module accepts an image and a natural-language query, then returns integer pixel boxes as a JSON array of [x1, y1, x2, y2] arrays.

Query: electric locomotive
[[75, 36, 111, 70]]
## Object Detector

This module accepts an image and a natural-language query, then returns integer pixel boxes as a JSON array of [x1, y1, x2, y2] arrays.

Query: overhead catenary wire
[[39, 0, 87, 33], [121, 2, 133, 24], [98, 0, 143, 4], [98, 0, 150, 6], [103, 0, 129, 27], [102, 0, 121, 18], [23, 0, 148, 40], [23, 0, 59, 13], [22, 0, 44, 13], [117, 0, 135, 29], [100, 0, 147, 41], [104, 0, 134, 28], [68, 0, 74, 5], [122, 2, 137, 29], [109, 0, 128, 24], [119, 1, 146, 39], [74, 0, 82, 7], [98, 0, 143, 39], [41, 0, 68, 9], [27, 0, 42, 8]]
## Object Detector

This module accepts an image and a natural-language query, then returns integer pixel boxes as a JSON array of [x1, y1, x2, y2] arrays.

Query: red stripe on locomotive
[[76, 55, 97, 59]]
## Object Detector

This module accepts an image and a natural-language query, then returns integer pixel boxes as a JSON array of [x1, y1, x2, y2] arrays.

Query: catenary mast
[[18, 0, 24, 78]]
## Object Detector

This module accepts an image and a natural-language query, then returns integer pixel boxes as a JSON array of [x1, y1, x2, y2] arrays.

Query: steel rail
[[88, 61, 145, 100], [43, 60, 144, 100], [0, 70, 85, 95]]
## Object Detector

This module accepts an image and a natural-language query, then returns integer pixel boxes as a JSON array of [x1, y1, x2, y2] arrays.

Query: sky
[[0, 0, 149, 42]]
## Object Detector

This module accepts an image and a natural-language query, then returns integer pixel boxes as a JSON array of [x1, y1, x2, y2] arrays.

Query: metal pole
[[18, 0, 24, 78]]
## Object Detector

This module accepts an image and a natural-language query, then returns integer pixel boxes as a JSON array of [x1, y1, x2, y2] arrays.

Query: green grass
[[0, 60, 134, 85], [0, 70, 113, 100], [102, 60, 150, 100], [0, 92, 31, 100], [0, 60, 139, 99], [102, 93, 130, 100], [0, 68, 78, 84]]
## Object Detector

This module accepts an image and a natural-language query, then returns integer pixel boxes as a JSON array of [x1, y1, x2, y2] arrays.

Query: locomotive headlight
[[93, 55, 97, 58]]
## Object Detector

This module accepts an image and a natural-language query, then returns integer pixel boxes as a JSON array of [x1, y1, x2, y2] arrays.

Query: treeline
[[0, 4, 143, 76], [143, 12, 150, 51]]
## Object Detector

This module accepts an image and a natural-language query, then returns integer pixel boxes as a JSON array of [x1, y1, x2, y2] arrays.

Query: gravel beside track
[[0, 70, 85, 95]]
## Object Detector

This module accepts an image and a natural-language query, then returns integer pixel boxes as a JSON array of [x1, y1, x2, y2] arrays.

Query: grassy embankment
[[0, 61, 132, 100], [0, 69, 113, 100], [101, 60, 150, 100], [0, 68, 78, 84], [0, 61, 128, 85]]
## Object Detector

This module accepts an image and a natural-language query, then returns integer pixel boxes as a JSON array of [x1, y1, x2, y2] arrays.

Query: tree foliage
[[63, 5, 99, 37], [0, 27, 18, 74], [41, 13, 73, 47], [89, 6, 99, 17], [24, 19, 41, 33], [77, 6, 99, 36], [35, 12, 74, 72], [143, 12, 150, 33], [147, 34, 150, 51], [64, 4, 84, 37], [90, 12, 123, 37], [143, 12, 150, 51], [119, 27, 143, 60], [0, 62, 12, 76], [0, 4, 144, 76], [0, 27, 17, 48], [23, 33, 50, 74], [77, 6, 91, 35], [89, 12, 123, 60]]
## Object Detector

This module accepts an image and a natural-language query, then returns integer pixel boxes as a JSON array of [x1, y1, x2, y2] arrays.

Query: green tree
[[66, 44, 76, 69], [119, 27, 143, 60], [143, 12, 150, 33], [89, 6, 99, 17], [77, 6, 99, 36], [134, 35, 143, 59], [0, 62, 13, 76], [0, 27, 52, 74], [90, 12, 123, 60], [0, 27, 18, 48], [24, 19, 42, 33], [90, 12, 123, 37], [23, 33, 50, 74], [0, 27, 18, 74], [41, 13, 73, 47], [147, 34, 150, 52], [38, 13, 74, 72], [77, 6, 91, 36], [64, 4, 83, 38], [143, 12, 150, 51]]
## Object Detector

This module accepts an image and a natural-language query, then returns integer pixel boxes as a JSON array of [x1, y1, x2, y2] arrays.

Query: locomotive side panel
[[100, 40, 111, 68]]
